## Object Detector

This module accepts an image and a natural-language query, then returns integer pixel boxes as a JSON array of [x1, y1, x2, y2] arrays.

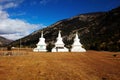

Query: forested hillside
[[9, 7, 120, 51]]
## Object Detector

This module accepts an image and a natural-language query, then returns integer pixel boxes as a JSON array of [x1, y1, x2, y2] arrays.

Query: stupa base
[[71, 48, 86, 52], [33, 48, 47, 52], [52, 47, 69, 52]]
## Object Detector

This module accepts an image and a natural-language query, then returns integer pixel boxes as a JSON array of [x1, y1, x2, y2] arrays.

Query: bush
[[7, 46, 11, 51]]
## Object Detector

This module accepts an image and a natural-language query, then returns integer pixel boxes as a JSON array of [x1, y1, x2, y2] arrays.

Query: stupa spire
[[41, 31, 43, 38], [75, 32, 79, 40], [58, 30, 62, 38]]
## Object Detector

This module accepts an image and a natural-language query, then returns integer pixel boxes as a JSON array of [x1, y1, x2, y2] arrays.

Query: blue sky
[[8, 0, 120, 26], [0, 0, 120, 40]]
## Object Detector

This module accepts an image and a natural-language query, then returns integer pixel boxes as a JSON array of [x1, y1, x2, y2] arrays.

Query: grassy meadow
[[0, 49, 120, 80]]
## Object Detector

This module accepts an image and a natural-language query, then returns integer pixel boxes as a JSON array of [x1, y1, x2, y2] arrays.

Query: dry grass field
[[0, 50, 120, 80]]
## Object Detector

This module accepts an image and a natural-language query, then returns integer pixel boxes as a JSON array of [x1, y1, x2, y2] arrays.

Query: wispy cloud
[[30, 1, 37, 6], [0, 0, 24, 9], [0, 0, 46, 40], [40, 0, 53, 5], [0, 11, 46, 40], [0, 10, 43, 40], [2, 2, 18, 9], [11, 12, 26, 17], [0, 10, 9, 19], [0, 19, 42, 40], [39, 0, 59, 5]]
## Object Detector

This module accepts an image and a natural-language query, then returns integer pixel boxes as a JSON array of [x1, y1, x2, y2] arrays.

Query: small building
[[52, 31, 69, 52], [71, 32, 86, 52], [33, 31, 47, 52]]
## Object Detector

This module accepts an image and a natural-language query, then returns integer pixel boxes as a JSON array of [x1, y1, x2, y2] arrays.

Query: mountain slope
[[0, 36, 13, 47], [9, 6, 120, 51]]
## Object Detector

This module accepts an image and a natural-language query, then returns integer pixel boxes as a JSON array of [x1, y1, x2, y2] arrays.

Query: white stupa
[[71, 32, 86, 52], [52, 31, 69, 52], [33, 31, 47, 52]]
